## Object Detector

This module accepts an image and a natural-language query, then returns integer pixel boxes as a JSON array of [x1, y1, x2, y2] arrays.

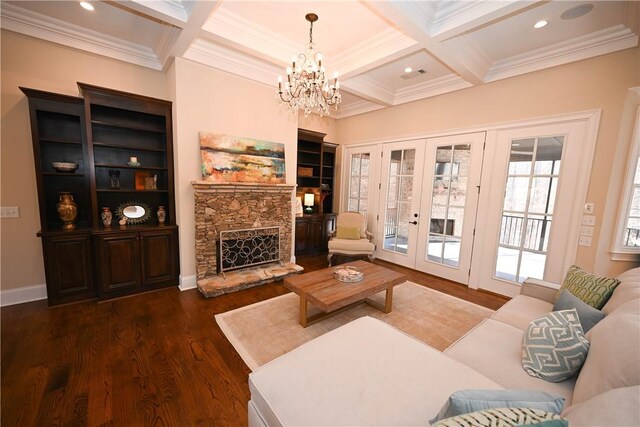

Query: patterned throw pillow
[[556, 265, 620, 309], [522, 309, 590, 382], [432, 407, 567, 427]]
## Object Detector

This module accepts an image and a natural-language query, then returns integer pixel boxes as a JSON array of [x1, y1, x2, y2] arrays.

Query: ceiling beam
[[109, 0, 188, 28], [430, 1, 542, 42], [363, 0, 487, 85], [164, 0, 220, 66], [340, 76, 395, 106]]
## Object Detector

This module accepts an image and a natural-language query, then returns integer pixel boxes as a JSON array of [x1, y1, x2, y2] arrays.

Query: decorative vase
[[157, 206, 166, 225], [109, 169, 120, 189], [101, 207, 112, 227], [57, 192, 78, 230]]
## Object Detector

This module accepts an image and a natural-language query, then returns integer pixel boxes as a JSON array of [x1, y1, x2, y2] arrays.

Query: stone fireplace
[[192, 181, 302, 297]]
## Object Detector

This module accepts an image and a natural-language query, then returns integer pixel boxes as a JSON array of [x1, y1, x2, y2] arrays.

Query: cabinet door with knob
[[140, 228, 178, 287], [95, 232, 141, 296]]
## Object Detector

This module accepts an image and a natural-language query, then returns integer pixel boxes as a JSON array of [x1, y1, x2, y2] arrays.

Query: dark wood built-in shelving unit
[[295, 129, 337, 256], [21, 83, 180, 305]]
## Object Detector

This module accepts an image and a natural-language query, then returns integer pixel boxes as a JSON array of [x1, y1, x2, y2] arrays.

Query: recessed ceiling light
[[80, 1, 94, 11], [534, 20, 548, 29], [561, 4, 594, 20], [404, 67, 413, 73]]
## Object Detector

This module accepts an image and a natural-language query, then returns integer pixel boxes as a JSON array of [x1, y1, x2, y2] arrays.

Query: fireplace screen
[[217, 226, 281, 276]]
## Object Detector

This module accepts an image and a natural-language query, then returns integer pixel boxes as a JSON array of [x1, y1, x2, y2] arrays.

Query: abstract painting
[[200, 132, 286, 184]]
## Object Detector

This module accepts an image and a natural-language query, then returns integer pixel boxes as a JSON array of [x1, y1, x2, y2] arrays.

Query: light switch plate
[[580, 225, 594, 236], [578, 236, 592, 246], [584, 203, 595, 214], [581, 215, 596, 226], [0, 207, 19, 218]]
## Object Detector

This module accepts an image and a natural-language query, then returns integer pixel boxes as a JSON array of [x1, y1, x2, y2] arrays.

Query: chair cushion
[[562, 385, 640, 426], [335, 226, 361, 240], [446, 319, 576, 405], [555, 265, 619, 309], [572, 299, 640, 404], [491, 295, 554, 331], [328, 238, 375, 254], [521, 309, 589, 383], [336, 212, 367, 238], [602, 267, 640, 315]]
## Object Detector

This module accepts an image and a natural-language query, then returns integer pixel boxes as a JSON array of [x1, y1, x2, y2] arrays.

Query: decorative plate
[[51, 162, 78, 173], [333, 265, 364, 283]]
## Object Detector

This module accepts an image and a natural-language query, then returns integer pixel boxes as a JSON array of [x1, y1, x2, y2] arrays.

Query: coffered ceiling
[[2, 1, 638, 119]]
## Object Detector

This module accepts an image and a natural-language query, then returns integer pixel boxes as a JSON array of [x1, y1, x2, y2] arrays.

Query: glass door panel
[[376, 140, 425, 267], [495, 136, 563, 283], [415, 133, 486, 284], [347, 153, 371, 215], [343, 145, 380, 243]]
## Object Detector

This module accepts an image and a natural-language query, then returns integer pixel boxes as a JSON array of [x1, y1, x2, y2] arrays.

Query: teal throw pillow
[[432, 407, 567, 427], [556, 265, 619, 309], [430, 389, 565, 423], [553, 290, 605, 333], [522, 309, 590, 382]]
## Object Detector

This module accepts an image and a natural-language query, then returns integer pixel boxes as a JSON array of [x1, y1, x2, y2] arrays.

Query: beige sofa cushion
[[602, 267, 640, 315], [572, 299, 640, 404], [327, 238, 375, 253], [490, 295, 554, 331], [445, 319, 576, 405], [249, 316, 502, 427], [562, 386, 640, 426]]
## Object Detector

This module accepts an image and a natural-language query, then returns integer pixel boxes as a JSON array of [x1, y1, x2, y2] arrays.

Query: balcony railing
[[624, 227, 640, 247], [500, 215, 550, 252]]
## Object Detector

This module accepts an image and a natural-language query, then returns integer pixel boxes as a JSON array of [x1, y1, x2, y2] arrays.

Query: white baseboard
[[179, 275, 197, 291], [1, 284, 48, 307]]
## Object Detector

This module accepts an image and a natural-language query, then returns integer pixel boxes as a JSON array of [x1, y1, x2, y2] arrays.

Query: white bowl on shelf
[[51, 162, 79, 173], [127, 161, 141, 167]]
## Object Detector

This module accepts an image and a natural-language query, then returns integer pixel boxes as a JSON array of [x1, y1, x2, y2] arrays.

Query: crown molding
[[183, 38, 281, 87], [394, 74, 473, 105], [1, 3, 162, 70], [334, 100, 385, 119], [340, 75, 395, 106], [201, 7, 298, 66], [155, 26, 181, 68], [332, 28, 419, 79], [115, 0, 189, 27], [486, 24, 639, 82], [431, 1, 538, 41]]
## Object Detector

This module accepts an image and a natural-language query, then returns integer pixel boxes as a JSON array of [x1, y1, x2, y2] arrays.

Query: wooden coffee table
[[283, 260, 406, 327]]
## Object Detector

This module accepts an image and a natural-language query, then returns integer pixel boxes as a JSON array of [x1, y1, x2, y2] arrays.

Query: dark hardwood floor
[[1, 256, 509, 426]]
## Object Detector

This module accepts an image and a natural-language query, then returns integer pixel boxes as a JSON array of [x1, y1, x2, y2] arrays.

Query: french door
[[414, 133, 486, 284], [471, 121, 591, 297], [375, 140, 425, 267], [343, 145, 381, 235]]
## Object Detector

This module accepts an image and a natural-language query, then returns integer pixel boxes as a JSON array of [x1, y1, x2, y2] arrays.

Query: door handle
[[409, 221, 418, 225]]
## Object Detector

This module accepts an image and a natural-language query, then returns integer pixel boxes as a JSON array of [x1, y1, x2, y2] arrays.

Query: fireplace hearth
[[192, 181, 302, 297]]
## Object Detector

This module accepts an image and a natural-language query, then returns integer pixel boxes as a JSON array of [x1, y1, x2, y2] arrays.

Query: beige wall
[[1, 31, 168, 291], [337, 48, 640, 276], [170, 58, 298, 285]]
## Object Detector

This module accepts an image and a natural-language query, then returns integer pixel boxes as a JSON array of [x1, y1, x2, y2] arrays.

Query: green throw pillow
[[556, 265, 619, 309], [522, 309, 590, 382], [336, 226, 361, 240], [432, 407, 567, 427]]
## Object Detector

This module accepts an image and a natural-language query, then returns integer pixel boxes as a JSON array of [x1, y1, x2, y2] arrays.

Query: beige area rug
[[215, 282, 494, 371]]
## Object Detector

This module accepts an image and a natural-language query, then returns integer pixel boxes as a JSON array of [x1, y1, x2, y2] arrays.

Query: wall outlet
[[580, 225, 594, 237], [581, 215, 596, 226], [578, 236, 592, 246], [0, 207, 20, 218], [584, 203, 595, 214]]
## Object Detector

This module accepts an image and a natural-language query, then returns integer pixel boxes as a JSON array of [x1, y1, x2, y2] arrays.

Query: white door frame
[[470, 112, 600, 296]]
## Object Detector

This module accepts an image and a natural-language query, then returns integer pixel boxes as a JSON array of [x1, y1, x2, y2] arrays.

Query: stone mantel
[[192, 181, 296, 192]]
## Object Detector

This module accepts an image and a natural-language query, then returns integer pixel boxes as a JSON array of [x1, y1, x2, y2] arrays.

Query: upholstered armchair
[[327, 212, 375, 266]]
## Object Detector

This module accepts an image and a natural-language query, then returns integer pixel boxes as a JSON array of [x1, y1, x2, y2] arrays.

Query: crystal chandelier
[[277, 13, 341, 117]]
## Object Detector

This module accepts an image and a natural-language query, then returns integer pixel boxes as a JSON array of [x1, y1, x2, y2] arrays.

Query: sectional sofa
[[247, 267, 640, 426]]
